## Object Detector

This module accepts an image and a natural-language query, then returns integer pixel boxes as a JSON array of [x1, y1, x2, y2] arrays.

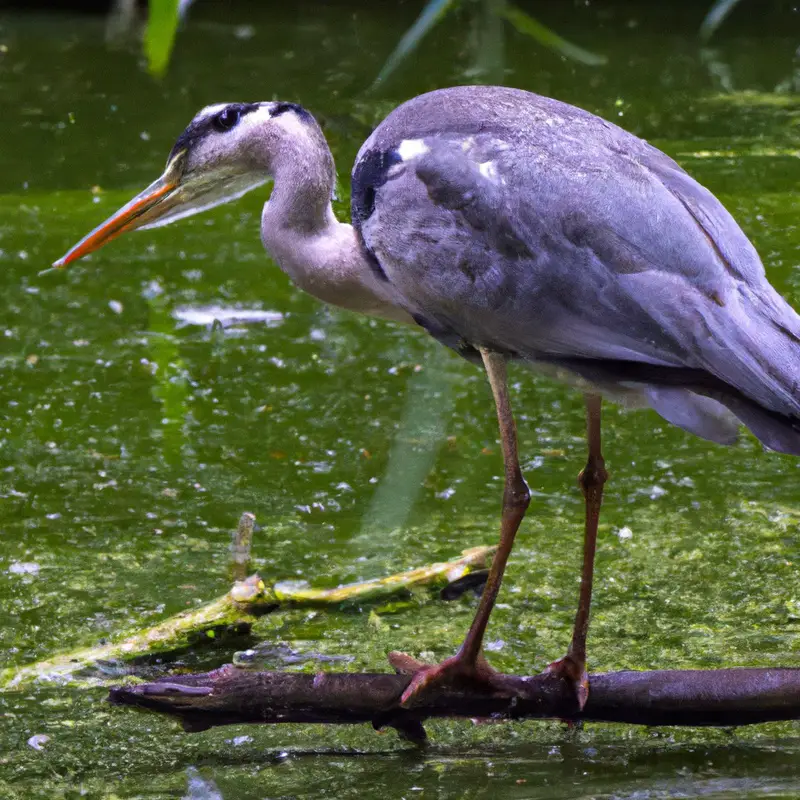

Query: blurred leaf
[[145, 0, 181, 78], [370, 0, 460, 90], [700, 0, 745, 42], [472, 0, 506, 83], [502, 4, 607, 67]]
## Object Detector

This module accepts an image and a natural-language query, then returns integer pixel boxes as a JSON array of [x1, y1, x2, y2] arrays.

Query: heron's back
[[352, 86, 800, 454]]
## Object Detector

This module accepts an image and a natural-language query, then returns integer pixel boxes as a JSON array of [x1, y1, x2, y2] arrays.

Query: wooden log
[[108, 665, 800, 742]]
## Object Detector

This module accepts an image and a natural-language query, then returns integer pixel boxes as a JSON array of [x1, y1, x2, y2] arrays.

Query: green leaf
[[699, 0, 745, 42], [145, 0, 181, 78], [370, 0, 460, 91], [502, 4, 607, 67]]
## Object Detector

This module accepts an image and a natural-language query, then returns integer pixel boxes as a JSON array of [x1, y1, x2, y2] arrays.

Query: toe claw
[[399, 660, 457, 707]]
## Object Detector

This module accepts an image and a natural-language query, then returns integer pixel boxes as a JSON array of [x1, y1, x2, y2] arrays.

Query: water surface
[[1, 2, 800, 797]]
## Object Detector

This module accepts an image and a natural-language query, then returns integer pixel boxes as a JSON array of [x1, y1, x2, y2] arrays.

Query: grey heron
[[54, 86, 800, 711]]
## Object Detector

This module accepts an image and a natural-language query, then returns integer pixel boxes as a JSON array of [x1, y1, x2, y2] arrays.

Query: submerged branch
[[109, 665, 800, 740], [1, 527, 493, 691]]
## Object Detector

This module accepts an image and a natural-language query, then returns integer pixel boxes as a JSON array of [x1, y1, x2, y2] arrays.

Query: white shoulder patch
[[397, 138, 429, 161]]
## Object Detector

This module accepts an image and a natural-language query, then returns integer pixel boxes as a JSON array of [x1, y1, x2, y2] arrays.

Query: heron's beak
[[53, 152, 186, 268]]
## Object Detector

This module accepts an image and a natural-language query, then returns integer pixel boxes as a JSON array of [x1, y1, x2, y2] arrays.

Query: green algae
[[3, 3, 800, 797]]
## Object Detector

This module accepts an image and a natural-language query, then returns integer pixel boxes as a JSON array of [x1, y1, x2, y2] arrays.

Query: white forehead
[[196, 103, 230, 119], [194, 103, 273, 125]]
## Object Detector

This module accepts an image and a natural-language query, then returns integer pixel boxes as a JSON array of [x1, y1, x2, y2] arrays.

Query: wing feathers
[[354, 90, 800, 453]]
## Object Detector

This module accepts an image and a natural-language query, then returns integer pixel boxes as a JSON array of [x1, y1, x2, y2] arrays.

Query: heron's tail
[[549, 279, 800, 453], [646, 387, 800, 456], [695, 283, 800, 455]]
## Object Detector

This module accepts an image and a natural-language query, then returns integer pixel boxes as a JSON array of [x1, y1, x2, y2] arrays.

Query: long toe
[[387, 651, 430, 676], [388, 651, 503, 708]]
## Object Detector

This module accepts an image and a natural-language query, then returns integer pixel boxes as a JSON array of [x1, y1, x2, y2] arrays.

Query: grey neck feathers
[[260, 116, 412, 324], [267, 115, 336, 233]]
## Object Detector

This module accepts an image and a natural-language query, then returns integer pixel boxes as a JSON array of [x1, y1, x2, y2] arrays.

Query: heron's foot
[[388, 650, 505, 708], [543, 654, 589, 711]]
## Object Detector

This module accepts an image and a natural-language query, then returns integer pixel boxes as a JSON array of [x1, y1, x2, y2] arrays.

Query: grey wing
[[355, 131, 800, 453]]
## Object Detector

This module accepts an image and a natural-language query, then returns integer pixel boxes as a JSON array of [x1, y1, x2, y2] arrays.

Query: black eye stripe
[[271, 101, 314, 124]]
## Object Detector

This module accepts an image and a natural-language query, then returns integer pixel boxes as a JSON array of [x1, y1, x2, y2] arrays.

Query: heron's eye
[[212, 107, 241, 132]]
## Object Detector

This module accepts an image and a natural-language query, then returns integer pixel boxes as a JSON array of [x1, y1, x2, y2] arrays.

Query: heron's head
[[54, 101, 328, 268]]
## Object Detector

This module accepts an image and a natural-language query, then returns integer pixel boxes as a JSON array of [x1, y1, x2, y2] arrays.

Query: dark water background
[[1, 1, 800, 797]]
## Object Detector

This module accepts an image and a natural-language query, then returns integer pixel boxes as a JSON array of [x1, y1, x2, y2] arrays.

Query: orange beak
[[53, 154, 185, 269]]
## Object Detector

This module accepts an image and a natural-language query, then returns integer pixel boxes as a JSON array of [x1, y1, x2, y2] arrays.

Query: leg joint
[[578, 456, 608, 493], [503, 473, 530, 511]]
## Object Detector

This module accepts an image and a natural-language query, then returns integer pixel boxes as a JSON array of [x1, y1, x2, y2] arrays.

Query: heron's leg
[[458, 349, 531, 663], [545, 393, 606, 710], [388, 348, 529, 706]]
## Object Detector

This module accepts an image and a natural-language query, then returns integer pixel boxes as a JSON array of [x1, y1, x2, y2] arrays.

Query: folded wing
[[354, 104, 800, 453]]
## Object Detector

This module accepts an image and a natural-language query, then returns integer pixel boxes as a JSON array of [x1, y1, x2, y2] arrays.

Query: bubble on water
[[27, 734, 50, 750], [141, 279, 163, 299], [9, 561, 40, 576]]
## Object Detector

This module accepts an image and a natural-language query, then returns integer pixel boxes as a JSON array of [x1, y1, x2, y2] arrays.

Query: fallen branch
[[1, 512, 493, 691], [109, 664, 800, 742]]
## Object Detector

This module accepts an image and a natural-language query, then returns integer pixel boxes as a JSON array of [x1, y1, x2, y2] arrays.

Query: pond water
[[1, 1, 800, 797]]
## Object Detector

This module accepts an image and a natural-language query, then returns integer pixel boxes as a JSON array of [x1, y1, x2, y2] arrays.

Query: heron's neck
[[267, 135, 335, 232], [261, 137, 412, 324]]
